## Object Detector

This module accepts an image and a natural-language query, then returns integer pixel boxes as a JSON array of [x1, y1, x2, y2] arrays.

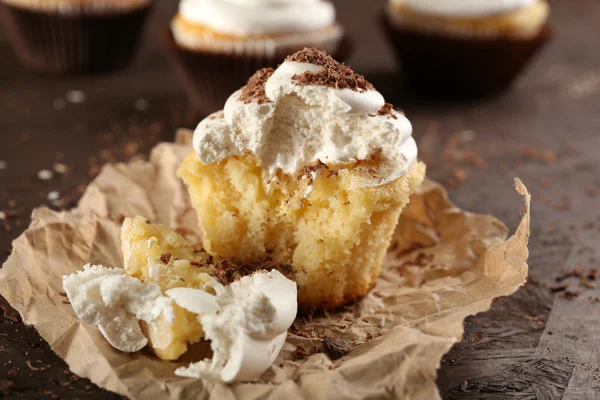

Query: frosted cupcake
[[163, 0, 350, 115], [178, 48, 426, 310], [383, 0, 551, 98], [0, 0, 152, 74]]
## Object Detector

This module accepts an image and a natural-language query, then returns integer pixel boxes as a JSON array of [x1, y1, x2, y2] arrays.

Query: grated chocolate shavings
[[297, 159, 327, 181], [288, 48, 374, 92], [323, 338, 350, 360], [376, 103, 398, 119], [238, 68, 275, 104], [211, 257, 293, 285]]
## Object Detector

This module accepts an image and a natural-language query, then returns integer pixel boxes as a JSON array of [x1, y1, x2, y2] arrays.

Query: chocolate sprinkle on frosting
[[287, 48, 374, 92], [238, 68, 275, 104], [377, 103, 398, 119]]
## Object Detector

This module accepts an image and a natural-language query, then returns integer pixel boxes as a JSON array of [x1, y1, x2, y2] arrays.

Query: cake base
[[178, 153, 426, 311]]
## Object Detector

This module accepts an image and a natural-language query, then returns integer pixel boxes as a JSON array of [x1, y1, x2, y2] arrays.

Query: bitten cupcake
[[383, 0, 551, 98], [163, 0, 350, 116], [178, 48, 426, 310], [0, 0, 152, 75]]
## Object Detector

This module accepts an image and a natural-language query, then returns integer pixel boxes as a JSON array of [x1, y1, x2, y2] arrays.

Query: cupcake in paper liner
[[382, 0, 552, 99], [0, 0, 152, 75], [162, 0, 352, 116], [178, 48, 426, 310]]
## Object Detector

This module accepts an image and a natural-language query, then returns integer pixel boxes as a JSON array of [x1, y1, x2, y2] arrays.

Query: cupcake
[[163, 0, 351, 116], [0, 0, 152, 75], [383, 0, 551, 98], [178, 48, 426, 310]]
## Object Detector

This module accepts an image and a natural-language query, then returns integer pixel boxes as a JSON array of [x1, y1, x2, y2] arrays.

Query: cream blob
[[396, 0, 536, 17], [62, 264, 175, 353], [179, 0, 336, 36], [169, 270, 297, 382], [194, 58, 417, 185]]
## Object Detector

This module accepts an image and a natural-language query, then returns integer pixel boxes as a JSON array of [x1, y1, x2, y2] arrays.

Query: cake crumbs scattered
[[292, 343, 310, 360], [66, 90, 86, 104], [53, 163, 68, 174], [519, 145, 557, 164], [323, 338, 350, 360], [47, 191, 60, 201], [288, 48, 374, 92], [134, 98, 149, 112], [37, 169, 53, 181], [561, 290, 580, 300]]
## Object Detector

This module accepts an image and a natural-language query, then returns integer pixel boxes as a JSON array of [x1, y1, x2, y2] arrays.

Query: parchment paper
[[0, 130, 530, 400]]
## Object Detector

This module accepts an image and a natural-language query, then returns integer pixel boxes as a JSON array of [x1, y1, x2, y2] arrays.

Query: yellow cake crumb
[[121, 216, 216, 360]]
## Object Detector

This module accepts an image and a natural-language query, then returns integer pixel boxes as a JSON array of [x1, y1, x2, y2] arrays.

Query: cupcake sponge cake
[[178, 48, 425, 310]]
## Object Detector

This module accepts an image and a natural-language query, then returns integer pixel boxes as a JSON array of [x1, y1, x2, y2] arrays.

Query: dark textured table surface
[[1, 0, 599, 398]]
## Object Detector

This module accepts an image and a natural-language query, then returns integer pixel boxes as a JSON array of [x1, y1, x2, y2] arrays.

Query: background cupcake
[[163, 0, 351, 116], [0, 0, 153, 75], [383, 0, 551, 98]]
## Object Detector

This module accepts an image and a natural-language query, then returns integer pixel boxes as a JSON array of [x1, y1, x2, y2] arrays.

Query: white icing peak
[[194, 56, 417, 185], [169, 270, 297, 382], [179, 0, 336, 36], [396, 0, 536, 17], [62, 264, 174, 353]]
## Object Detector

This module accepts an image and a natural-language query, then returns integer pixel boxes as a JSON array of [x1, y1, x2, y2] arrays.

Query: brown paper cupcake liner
[[0, 2, 152, 75], [382, 14, 552, 99], [161, 28, 353, 116]]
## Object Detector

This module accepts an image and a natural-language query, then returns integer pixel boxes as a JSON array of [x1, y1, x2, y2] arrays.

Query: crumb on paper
[[323, 338, 350, 360], [66, 90, 86, 104], [37, 169, 53, 181], [134, 99, 149, 112], [53, 163, 68, 174], [47, 191, 60, 201]]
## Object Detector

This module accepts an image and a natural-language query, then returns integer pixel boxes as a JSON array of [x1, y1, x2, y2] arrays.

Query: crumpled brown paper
[[0, 131, 530, 400]]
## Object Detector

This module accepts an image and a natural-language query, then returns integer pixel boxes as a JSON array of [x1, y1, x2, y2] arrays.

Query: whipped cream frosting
[[395, 0, 537, 17], [169, 270, 297, 382], [64, 264, 297, 383], [179, 0, 336, 36], [63, 264, 175, 352], [193, 53, 417, 186]]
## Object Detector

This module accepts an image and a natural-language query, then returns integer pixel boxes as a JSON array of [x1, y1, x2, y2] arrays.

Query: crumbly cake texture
[[120, 216, 292, 359], [239, 68, 274, 104], [121, 216, 212, 360], [178, 154, 426, 310], [286, 48, 374, 91], [387, 0, 549, 38]]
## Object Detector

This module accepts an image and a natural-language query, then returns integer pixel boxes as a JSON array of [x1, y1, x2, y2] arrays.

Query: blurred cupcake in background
[[163, 0, 351, 115], [383, 0, 551, 98], [0, 0, 153, 75]]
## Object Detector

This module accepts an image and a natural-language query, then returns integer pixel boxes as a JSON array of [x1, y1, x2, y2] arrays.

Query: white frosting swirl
[[179, 0, 336, 36], [395, 0, 536, 17], [194, 58, 417, 186]]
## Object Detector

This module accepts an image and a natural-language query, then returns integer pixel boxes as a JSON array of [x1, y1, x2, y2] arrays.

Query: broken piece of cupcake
[[64, 48, 424, 383]]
